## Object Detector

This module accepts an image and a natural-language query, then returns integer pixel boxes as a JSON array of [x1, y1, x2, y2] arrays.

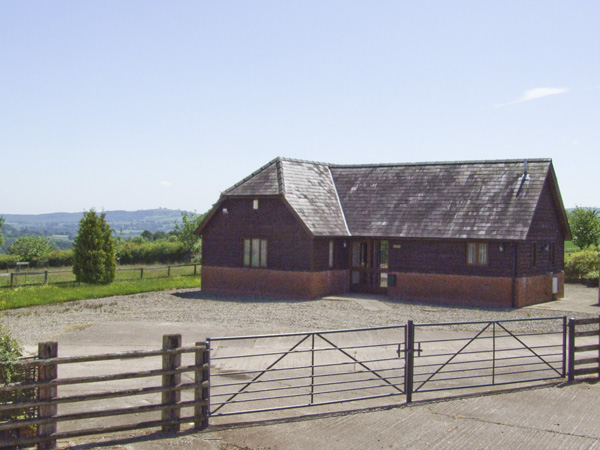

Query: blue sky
[[1, 1, 598, 215]]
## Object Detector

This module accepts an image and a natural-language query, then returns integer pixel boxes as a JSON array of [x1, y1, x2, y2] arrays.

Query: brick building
[[195, 157, 571, 307]]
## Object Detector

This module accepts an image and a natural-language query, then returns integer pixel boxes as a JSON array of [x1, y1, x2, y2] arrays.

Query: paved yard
[[1, 283, 598, 449]]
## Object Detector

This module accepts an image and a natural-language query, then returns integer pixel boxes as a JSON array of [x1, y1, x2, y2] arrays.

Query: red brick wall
[[202, 266, 350, 299], [388, 273, 513, 308], [514, 271, 565, 307], [388, 271, 565, 308]]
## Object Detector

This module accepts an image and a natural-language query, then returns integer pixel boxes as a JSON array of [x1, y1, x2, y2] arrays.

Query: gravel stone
[[1, 288, 589, 347]]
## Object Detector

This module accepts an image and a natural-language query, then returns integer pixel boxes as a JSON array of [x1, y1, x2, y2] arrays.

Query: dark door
[[350, 240, 389, 293]]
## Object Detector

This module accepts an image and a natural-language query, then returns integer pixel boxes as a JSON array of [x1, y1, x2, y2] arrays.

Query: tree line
[[0, 211, 204, 271]]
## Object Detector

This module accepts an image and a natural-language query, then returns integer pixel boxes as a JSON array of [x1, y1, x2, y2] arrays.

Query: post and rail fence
[[0, 263, 200, 288], [1, 316, 599, 449]]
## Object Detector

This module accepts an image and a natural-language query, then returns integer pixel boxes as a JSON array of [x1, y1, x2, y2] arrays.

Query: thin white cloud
[[494, 87, 569, 108], [160, 181, 172, 188]]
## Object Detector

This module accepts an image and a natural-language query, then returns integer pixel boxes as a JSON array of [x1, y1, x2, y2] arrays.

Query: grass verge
[[0, 276, 201, 311]]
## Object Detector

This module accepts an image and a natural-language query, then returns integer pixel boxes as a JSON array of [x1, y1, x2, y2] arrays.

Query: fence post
[[162, 334, 182, 433], [568, 318, 575, 382], [195, 340, 210, 430], [38, 342, 58, 450], [140, 268, 144, 279], [10, 272, 14, 288], [44, 271, 49, 285], [168, 266, 171, 277], [194, 264, 197, 276], [562, 316, 567, 378], [405, 320, 415, 403]]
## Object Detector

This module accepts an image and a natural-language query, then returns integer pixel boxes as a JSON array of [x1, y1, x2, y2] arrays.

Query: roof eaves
[[194, 197, 224, 236], [547, 162, 572, 240]]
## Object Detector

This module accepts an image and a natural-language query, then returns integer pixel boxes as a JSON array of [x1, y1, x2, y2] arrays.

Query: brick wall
[[514, 271, 565, 307], [388, 271, 565, 308], [388, 273, 514, 308], [202, 266, 350, 299]]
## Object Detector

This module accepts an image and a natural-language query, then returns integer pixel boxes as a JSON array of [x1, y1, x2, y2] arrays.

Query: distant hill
[[0, 209, 193, 251]]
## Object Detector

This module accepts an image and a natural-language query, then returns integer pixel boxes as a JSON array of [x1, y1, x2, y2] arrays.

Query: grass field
[[564, 241, 579, 254], [0, 264, 199, 288], [0, 275, 201, 311]]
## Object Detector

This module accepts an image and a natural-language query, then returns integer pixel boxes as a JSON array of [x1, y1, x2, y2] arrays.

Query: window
[[253, 199, 259, 210], [467, 242, 488, 266], [328, 240, 334, 268], [243, 238, 267, 268]]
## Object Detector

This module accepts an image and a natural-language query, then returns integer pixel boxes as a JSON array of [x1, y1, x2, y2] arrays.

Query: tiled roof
[[331, 160, 550, 240], [280, 159, 350, 236], [215, 157, 562, 240]]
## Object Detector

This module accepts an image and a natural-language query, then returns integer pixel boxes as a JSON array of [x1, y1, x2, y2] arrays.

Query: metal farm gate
[[208, 325, 407, 418], [208, 317, 566, 418]]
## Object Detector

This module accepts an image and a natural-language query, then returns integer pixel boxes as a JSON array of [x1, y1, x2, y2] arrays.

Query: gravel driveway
[[3, 285, 595, 347]]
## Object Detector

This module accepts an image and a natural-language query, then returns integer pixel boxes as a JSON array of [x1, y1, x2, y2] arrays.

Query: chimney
[[523, 160, 528, 177]]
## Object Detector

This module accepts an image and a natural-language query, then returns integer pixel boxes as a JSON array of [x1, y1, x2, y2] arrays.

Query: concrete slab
[[526, 283, 599, 315], [62, 380, 600, 449]]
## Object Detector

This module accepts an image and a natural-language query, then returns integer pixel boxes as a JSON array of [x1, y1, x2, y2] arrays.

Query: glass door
[[350, 240, 389, 293]]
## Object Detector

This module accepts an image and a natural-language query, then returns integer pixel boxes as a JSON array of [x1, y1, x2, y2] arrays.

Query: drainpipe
[[511, 243, 518, 308]]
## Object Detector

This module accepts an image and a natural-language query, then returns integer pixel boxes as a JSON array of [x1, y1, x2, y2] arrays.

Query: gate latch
[[397, 342, 422, 358]]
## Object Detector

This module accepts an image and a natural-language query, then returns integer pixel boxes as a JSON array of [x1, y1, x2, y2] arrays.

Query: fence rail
[[0, 264, 200, 288], [2, 316, 599, 449], [568, 316, 600, 381], [0, 335, 209, 449]]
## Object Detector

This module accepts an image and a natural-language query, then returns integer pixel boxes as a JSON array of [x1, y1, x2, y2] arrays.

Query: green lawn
[[0, 276, 201, 311], [0, 264, 199, 288], [564, 241, 579, 254]]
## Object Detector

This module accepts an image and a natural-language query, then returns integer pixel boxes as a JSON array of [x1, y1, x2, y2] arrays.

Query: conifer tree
[[73, 209, 116, 284]]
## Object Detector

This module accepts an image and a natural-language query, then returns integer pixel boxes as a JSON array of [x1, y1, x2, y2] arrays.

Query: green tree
[[568, 207, 600, 250], [0, 216, 4, 248], [7, 236, 55, 262], [0, 328, 22, 384], [73, 210, 116, 284], [174, 211, 203, 254], [140, 230, 153, 241]]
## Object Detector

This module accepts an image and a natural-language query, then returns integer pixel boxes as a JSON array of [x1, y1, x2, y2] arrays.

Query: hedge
[[0, 240, 195, 269], [116, 240, 190, 265], [564, 249, 599, 281]]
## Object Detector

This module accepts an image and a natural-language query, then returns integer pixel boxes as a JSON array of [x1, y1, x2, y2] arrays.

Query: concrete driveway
[[51, 283, 600, 449]]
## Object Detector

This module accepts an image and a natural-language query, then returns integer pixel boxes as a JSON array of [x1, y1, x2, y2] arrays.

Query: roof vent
[[516, 160, 530, 197]]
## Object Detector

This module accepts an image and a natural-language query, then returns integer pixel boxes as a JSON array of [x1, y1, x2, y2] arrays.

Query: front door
[[350, 240, 389, 293]]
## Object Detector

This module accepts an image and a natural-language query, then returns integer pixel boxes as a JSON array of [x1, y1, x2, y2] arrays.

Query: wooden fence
[[568, 316, 600, 381], [0, 264, 200, 288], [0, 335, 209, 449]]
